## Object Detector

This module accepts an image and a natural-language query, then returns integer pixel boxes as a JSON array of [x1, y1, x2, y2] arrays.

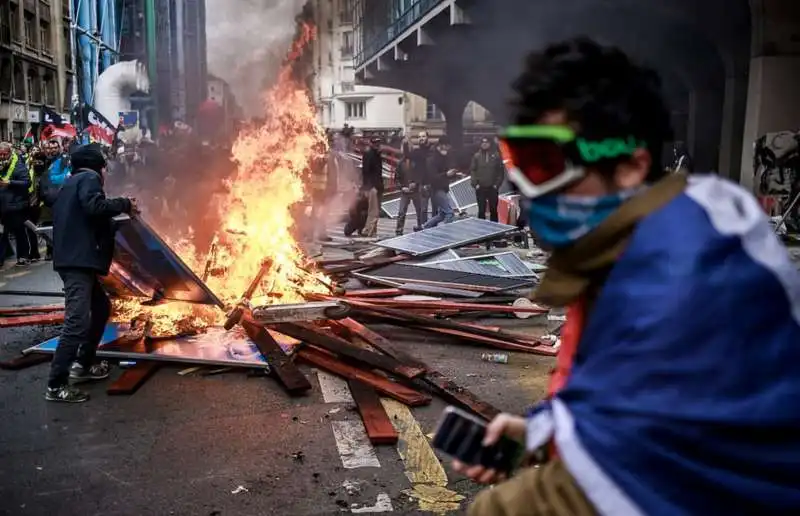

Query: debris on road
[[481, 352, 509, 364]]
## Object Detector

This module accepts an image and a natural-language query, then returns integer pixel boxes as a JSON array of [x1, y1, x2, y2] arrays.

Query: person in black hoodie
[[361, 137, 384, 237], [409, 131, 433, 227], [422, 136, 457, 229], [46, 143, 136, 403], [394, 153, 425, 235]]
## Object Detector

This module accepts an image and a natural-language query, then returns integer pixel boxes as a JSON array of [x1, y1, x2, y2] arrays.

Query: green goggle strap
[[499, 125, 646, 164]]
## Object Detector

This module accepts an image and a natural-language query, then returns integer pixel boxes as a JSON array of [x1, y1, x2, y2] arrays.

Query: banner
[[83, 105, 118, 146], [39, 105, 77, 140], [40, 106, 68, 127]]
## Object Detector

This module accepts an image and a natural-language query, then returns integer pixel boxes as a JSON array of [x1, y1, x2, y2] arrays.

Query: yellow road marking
[[381, 399, 464, 514]]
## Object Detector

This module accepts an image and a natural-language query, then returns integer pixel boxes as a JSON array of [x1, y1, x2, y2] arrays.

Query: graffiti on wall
[[753, 131, 800, 232]]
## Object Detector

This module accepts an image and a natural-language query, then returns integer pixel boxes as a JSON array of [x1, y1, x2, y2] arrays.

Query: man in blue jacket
[[0, 141, 33, 266], [46, 144, 136, 403], [455, 38, 800, 515]]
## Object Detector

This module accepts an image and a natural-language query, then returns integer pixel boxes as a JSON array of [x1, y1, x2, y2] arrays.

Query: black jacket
[[428, 151, 452, 192], [409, 144, 432, 186], [0, 152, 31, 213], [395, 159, 420, 189], [52, 169, 131, 274], [361, 148, 384, 192]]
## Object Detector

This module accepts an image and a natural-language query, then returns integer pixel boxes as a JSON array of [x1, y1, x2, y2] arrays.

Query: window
[[40, 20, 51, 54], [345, 100, 366, 120], [24, 12, 36, 49], [63, 27, 72, 68], [341, 31, 354, 57], [340, 0, 353, 24], [12, 63, 25, 100], [10, 5, 21, 44], [42, 74, 55, 105], [27, 69, 40, 102], [426, 102, 444, 121], [0, 4, 10, 45]]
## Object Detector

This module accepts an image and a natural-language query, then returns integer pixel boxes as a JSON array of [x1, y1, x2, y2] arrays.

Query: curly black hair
[[510, 37, 673, 181]]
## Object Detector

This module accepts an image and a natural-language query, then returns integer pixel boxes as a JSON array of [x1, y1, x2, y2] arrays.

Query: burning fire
[[113, 22, 332, 335]]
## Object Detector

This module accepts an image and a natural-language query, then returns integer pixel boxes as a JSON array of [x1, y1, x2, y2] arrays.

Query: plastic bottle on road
[[480, 352, 509, 364]]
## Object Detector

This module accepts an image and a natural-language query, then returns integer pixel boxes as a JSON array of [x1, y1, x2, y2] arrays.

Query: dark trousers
[[476, 186, 499, 222], [26, 206, 41, 260], [1, 210, 32, 261], [395, 191, 425, 233], [48, 269, 112, 389]]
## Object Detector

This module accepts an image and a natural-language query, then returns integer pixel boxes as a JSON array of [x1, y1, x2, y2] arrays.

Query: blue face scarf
[[527, 188, 642, 248]]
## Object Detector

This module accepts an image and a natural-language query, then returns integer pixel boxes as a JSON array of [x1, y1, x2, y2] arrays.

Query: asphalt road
[[0, 238, 555, 516]]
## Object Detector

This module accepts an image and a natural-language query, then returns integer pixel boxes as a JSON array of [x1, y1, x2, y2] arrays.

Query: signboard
[[118, 111, 139, 128], [27, 110, 40, 123]]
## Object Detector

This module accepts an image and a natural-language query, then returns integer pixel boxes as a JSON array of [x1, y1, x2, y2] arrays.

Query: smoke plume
[[205, 0, 307, 114]]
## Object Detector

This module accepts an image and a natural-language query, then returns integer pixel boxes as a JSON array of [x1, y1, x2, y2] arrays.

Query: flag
[[525, 175, 800, 514], [40, 105, 77, 140], [23, 128, 36, 145], [82, 105, 118, 147]]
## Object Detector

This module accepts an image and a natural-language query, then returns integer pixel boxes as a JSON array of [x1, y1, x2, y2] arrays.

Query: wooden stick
[[333, 318, 501, 421], [241, 319, 312, 395], [0, 304, 63, 315], [342, 297, 548, 315], [348, 380, 398, 445], [107, 363, 160, 395], [0, 312, 65, 327], [297, 347, 431, 406], [0, 353, 52, 370], [270, 322, 426, 379]]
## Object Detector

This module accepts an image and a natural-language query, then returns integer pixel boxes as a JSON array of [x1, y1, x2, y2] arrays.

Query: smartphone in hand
[[432, 406, 523, 474]]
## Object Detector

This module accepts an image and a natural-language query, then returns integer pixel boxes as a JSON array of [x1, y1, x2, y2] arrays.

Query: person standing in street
[[422, 136, 457, 229], [46, 143, 136, 403], [361, 137, 384, 237], [394, 153, 425, 235], [410, 131, 433, 228], [470, 137, 505, 221], [0, 141, 33, 266]]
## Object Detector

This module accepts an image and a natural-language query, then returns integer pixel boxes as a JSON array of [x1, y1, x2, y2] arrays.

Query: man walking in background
[[46, 143, 136, 403], [470, 137, 505, 221], [409, 131, 433, 229], [422, 136, 457, 229], [394, 153, 425, 235], [361, 137, 384, 237]]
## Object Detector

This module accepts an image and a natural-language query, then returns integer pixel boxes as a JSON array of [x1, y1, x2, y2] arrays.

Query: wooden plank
[[0, 304, 63, 315], [418, 327, 558, 356], [241, 319, 312, 395], [0, 312, 65, 327], [333, 319, 502, 421], [348, 380, 398, 445], [343, 297, 548, 315], [343, 288, 403, 298], [297, 347, 431, 406], [271, 322, 425, 379], [0, 353, 52, 370], [107, 363, 160, 395]]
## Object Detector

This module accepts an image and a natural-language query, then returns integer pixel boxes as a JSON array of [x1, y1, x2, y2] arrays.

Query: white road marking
[[330, 420, 381, 469], [317, 370, 355, 403], [351, 493, 394, 513]]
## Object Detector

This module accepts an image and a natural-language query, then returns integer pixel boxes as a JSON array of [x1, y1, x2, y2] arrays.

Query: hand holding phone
[[433, 407, 525, 482]]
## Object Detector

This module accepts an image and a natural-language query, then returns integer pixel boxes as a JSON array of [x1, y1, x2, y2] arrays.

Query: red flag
[[85, 124, 115, 146], [41, 123, 77, 140]]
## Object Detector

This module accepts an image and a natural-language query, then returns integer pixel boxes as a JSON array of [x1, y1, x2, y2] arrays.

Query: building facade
[[0, 0, 74, 141], [311, 0, 406, 138]]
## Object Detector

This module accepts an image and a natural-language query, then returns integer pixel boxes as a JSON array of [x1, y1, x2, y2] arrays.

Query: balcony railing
[[354, 0, 445, 68]]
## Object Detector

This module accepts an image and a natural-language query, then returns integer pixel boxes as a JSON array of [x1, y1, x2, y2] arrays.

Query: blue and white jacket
[[527, 175, 800, 515]]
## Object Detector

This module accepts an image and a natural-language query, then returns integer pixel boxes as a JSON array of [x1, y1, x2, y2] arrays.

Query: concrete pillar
[[439, 98, 467, 151], [687, 88, 723, 172], [718, 73, 748, 182], [739, 56, 800, 191]]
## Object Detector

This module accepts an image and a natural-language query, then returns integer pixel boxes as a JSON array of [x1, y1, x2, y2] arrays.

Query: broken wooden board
[[0, 353, 52, 370], [297, 347, 431, 407], [107, 363, 160, 395], [334, 318, 501, 421], [271, 322, 425, 379], [0, 304, 63, 316], [241, 319, 312, 395], [348, 380, 398, 445], [0, 312, 65, 327]]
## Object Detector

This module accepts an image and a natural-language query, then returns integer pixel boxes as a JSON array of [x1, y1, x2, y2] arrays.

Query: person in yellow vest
[[0, 142, 34, 266]]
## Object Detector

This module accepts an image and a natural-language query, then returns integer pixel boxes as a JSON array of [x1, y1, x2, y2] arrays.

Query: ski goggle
[[498, 125, 646, 198]]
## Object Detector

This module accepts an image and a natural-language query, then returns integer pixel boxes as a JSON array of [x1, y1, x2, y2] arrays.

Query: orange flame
[[113, 22, 331, 333]]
